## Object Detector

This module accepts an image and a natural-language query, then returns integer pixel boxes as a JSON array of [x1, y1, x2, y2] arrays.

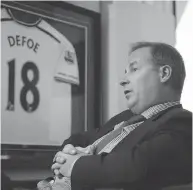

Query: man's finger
[[53, 151, 70, 163], [54, 169, 60, 176], [88, 145, 96, 154], [51, 162, 62, 171], [55, 155, 66, 164], [53, 151, 60, 162], [62, 144, 77, 155], [53, 151, 66, 162], [76, 145, 95, 154], [76, 146, 88, 153]]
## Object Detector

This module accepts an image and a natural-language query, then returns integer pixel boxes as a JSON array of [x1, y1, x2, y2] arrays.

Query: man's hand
[[53, 144, 77, 163], [52, 144, 95, 176], [51, 152, 86, 177], [53, 144, 94, 163]]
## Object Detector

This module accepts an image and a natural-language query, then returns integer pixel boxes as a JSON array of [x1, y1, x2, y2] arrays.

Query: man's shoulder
[[143, 107, 192, 144], [166, 107, 192, 120], [155, 107, 192, 133], [155, 106, 192, 121]]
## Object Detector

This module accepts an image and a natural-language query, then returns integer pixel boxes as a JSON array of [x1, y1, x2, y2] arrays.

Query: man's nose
[[120, 77, 129, 86]]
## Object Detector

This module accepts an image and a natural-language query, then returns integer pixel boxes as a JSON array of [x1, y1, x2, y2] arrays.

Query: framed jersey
[[1, 1, 101, 151]]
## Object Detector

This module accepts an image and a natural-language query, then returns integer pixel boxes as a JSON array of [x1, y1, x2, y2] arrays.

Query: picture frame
[[1, 1, 101, 151], [1, 1, 101, 187]]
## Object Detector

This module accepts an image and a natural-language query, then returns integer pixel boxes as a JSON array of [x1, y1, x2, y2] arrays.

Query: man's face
[[120, 47, 161, 114]]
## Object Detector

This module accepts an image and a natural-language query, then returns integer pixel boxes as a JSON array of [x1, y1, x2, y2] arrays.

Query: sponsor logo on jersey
[[64, 51, 75, 64]]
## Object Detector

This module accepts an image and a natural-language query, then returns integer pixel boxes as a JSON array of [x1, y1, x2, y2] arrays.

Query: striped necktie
[[95, 114, 146, 154]]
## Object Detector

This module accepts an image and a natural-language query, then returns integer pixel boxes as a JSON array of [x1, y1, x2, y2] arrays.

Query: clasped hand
[[51, 144, 95, 178]]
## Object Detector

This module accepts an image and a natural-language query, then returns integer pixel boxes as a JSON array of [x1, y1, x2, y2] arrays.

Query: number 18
[[7, 59, 40, 112]]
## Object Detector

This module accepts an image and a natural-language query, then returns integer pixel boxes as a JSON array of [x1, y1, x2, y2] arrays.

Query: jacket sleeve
[[71, 122, 192, 189]]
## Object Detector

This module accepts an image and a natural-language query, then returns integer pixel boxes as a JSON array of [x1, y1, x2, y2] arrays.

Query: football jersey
[[1, 7, 78, 145]]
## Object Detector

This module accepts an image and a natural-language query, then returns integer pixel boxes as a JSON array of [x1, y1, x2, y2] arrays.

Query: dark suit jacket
[[62, 105, 192, 190]]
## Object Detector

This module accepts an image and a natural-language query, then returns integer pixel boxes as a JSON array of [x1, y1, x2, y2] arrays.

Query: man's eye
[[131, 67, 138, 72]]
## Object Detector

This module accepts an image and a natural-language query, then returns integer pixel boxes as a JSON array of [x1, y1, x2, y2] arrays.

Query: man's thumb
[[76, 146, 88, 153], [63, 144, 77, 154]]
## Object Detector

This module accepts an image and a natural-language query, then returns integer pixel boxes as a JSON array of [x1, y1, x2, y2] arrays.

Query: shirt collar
[[141, 101, 180, 119], [115, 101, 180, 131]]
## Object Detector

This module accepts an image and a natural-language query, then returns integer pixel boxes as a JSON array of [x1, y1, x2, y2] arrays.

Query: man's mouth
[[124, 90, 132, 95]]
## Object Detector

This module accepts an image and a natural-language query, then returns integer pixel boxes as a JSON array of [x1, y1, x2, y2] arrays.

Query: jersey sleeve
[[33, 16, 80, 85], [54, 43, 80, 85], [1, 7, 12, 19]]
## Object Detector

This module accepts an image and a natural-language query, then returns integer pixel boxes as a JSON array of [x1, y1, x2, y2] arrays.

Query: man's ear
[[159, 65, 172, 83]]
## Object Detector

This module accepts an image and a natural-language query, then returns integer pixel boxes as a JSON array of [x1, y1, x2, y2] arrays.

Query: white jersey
[[1, 7, 78, 146]]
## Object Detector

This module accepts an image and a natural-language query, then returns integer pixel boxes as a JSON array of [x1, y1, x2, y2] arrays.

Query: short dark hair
[[130, 42, 186, 94]]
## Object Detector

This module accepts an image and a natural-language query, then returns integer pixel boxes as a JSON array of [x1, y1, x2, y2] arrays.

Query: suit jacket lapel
[[118, 117, 155, 151], [111, 104, 182, 152], [94, 109, 134, 141]]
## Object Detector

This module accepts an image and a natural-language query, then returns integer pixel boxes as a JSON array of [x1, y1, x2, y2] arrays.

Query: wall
[[101, 1, 175, 123], [175, 0, 193, 112], [176, 1, 188, 24]]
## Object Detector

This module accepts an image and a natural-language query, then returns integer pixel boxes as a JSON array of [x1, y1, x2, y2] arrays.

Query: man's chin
[[126, 102, 137, 114], [128, 105, 146, 115], [127, 101, 143, 114]]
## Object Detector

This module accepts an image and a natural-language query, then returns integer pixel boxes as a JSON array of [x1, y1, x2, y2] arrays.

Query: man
[[39, 42, 192, 190]]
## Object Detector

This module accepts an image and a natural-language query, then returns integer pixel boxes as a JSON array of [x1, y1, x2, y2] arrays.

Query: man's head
[[120, 42, 186, 114]]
